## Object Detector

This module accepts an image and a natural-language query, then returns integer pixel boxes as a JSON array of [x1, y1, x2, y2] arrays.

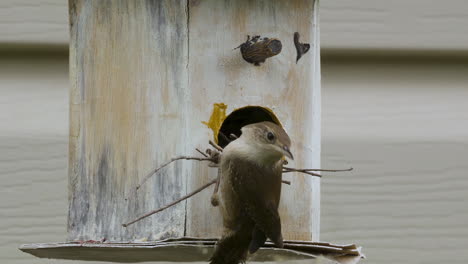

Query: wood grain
[[185, 0, 321, 241], [68, 0, 189, 241]]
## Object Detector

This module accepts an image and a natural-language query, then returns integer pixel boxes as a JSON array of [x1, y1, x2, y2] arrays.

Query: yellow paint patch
[[202, 103, 228, 143]]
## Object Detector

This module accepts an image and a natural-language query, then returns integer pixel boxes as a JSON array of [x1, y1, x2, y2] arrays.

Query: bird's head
[[239, 121, 293, 164]]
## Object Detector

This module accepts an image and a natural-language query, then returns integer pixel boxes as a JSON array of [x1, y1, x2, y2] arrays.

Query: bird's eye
[[267, 132, 275, 141]]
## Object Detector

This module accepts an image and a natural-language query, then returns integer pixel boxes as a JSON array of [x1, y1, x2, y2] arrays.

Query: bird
[[210, 121, 294, 264]]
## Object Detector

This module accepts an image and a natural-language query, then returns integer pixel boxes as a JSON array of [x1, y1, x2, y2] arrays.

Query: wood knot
[[238, 35, 282, 66]]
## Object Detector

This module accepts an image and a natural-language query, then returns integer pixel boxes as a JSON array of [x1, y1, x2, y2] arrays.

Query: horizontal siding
[[321, 59, 468, 264], [2, 0, 468, 51], [3, 54, 468, 264], [0, 0, 68, 45], [321, 0, 468, 50], [0, 56, 108, 264]]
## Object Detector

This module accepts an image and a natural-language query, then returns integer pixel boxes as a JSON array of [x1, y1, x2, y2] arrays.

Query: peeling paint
[[187, 0, 319, 242], [68, 0, 188, 242]]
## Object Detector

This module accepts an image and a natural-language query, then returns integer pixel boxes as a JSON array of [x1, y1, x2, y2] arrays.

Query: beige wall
[[2, 52, 468, 264], [321, 57, 468, 264], [0, 53, 70, 264], [3, 0, 468, 51]]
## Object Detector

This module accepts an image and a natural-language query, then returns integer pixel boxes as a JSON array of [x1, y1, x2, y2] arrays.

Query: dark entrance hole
[[217, 106, 281, 148]]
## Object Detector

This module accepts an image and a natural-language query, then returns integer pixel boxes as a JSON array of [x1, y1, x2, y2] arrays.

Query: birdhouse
[[20, 0, 362, 263]]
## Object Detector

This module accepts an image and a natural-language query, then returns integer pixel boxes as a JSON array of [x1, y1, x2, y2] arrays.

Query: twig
[[126, 176, 293, 225], [211, 171, 222, 206], [206, 136, 224, 206], [210, 173, 291, 206], [283, 166, 353, 172], [282, 168, 322, 177], [206, 141, 223, 204], [125, 138, 351, 225], [136, 156, 214, 191], [209, 140, 223, 152], [196, 148, 209, 158], [123, 179, 217, 227]]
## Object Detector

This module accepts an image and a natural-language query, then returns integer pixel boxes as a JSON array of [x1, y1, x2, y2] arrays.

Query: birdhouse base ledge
[[20, 238, 363, 263]]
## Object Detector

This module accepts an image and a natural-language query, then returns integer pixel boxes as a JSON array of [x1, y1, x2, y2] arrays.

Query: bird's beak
[[282, 145, 294, 160]]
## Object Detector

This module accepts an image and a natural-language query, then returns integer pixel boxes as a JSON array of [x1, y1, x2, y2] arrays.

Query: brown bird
[[210, 121, 293, 264]]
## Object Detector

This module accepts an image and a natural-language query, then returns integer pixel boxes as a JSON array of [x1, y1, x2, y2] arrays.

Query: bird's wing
[[228, 158, 283, 248]]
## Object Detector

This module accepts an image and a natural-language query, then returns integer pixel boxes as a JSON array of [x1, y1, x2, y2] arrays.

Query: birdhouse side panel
[[68, 0, 189, 242]]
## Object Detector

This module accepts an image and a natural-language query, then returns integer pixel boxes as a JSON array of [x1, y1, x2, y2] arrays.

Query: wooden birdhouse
[[20, 0, 363, 263]]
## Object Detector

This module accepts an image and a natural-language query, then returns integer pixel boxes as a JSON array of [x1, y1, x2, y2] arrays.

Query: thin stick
[[136, 156, 214, 190], [283, 166, 353, 172], [209, 140, 223, 152], [283, 169, 322, 177], [210, 172, 221, 206], [212, 173, 292, 206], [196, 148, 209, 158], [206, 139, 223, 206], [123, 179, 217, 227]]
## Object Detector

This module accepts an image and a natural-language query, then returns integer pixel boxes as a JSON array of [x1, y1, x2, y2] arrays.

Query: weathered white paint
[[3, 0, 468, 51], [309, 0, 322, 240], [68, 0, 189, 242], [185, 0, 320, 241]]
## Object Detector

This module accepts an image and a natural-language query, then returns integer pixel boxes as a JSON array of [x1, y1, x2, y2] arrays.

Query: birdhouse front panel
[[185, 0, 320, 241]]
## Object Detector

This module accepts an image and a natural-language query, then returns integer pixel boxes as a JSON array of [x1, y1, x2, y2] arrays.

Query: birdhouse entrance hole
[[218, 106, 281, 148]]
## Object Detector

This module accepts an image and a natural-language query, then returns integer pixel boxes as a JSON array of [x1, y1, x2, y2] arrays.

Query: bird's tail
[[210, 225, 253, 264]]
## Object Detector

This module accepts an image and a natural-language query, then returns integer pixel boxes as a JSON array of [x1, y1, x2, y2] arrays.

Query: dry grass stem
[[136, 156, 215, 191], [209, 140, 223, 152], [123, 179, 217, 227], [283, 166, 353, 172], [124, 140, 352, 226]]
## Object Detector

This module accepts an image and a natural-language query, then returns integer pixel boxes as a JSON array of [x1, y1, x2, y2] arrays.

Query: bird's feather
[[228, 156, 283, 248], [209, 216, 254, 264], [248, 227, 267, 253]]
